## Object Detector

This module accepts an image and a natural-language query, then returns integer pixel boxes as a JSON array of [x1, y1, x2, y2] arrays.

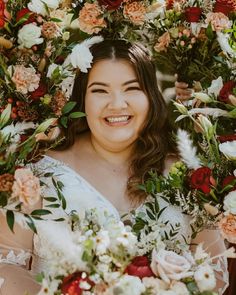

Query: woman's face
[[85, 59, 149, 151]]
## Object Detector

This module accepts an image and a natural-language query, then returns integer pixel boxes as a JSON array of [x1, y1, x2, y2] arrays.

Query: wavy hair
[[60, 40, 172, 201]]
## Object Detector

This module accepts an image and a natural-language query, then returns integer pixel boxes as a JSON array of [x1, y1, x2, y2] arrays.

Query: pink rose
[[205, 12, 231, 32], [151, 249, 193, 283], [219, 214, 236, 244]]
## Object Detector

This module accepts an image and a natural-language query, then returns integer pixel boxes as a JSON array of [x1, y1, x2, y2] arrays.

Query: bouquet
[[147, 0, 236, 86], [36, 207, 235, 295]]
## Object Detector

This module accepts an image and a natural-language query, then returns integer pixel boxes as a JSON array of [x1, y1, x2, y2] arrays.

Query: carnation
[[123, 1, 146, 26], [28, 0, 61, 16], [11, 65, 40, 94], [205, 12, 232, 32], [18, 23, 43, 48], [11, 168, 41, 207]]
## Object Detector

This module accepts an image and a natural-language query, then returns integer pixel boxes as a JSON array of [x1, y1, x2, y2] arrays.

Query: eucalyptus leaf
[[6, 210, 15, 233]]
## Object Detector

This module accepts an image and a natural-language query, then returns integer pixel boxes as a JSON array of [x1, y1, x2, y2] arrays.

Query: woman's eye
[[91, 89, 108, 94]]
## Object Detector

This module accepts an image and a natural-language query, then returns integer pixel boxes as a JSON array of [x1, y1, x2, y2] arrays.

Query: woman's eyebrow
[[88, 82, 108, 88], [122, 79, 139, 86]]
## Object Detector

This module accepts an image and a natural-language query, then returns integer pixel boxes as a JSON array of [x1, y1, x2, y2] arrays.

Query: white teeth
[[106, 116, 130, 123]]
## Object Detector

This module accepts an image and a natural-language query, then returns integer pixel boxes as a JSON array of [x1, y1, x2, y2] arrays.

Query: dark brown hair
[[60, 40, 172, 201]]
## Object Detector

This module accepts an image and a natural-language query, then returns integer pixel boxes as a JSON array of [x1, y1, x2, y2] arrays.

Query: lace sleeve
[[191, 228, 229, 294]]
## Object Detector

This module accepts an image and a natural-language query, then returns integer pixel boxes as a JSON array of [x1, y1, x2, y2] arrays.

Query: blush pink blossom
[[154, 32, 171, 52], [205, 12, 231, 32], [12, 168, 41, 207], [123, 1, 146, 25], [12, 65, 40, 94]]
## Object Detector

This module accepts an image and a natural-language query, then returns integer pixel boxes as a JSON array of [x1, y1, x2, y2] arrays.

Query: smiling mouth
[[105, 115, 132, 123]]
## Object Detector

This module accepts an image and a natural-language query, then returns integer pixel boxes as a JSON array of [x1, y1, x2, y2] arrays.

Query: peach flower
[[78, 2, 106, 34], [12, 168, 41, 207], [154, 32, 171, 52], [219, 214, 236, 244], [11, 65, 40, 94], [123, 2, 146, 25], [205, 12, 232, 32]]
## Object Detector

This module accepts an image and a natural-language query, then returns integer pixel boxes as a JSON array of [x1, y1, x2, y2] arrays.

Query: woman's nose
[[107, 92, 128, 109]]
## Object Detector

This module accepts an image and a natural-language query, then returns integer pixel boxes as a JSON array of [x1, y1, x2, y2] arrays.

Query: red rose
[[213, 0, 236, 16], [61, 272, 93, 295], [125, 256, 154, 279], [30, 83, 47, 100], [185, 7, 202, 23], [218, 81, 236, 103], [223, 175, 236, 191], [166, 0, 174, 9], [190, 167, 214, 194], [98, 0, 123, 10], [16, 8, 36, 24], [218, 134, 236, 143]]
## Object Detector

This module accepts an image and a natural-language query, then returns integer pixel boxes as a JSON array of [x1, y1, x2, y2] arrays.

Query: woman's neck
[[89, 133, 133, 167]]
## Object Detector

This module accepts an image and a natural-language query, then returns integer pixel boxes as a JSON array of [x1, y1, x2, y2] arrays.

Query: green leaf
[[53, 218, 65, 222], [43, 197, 58, 202], [62, 102, 77, 115], [35, 272, 44, 283], [35, 118, 56, 134], [0, 104, 11, 129], [69, 112, 85, 119], [25, 215, 37, 234], [6, 210, 15, 233], [0, 192, 8, 207], [46, 203, 61, 208], [60, 116, 68, 128], [31, 209, 52, 216]]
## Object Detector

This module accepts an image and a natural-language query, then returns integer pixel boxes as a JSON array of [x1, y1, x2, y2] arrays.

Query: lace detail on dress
[[0, 250, 30, 266]]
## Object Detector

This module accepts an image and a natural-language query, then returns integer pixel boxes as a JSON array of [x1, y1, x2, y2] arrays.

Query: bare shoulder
[[163, 154, 179, 176]]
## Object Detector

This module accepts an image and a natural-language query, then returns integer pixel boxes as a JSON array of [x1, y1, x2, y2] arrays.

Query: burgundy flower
[[218, 134, 236, 143], [185, 7, 202, 23], [16, 8, 36, 24], [30, 83, 47, 100], [218, 81, 236, 104], [213, 0, 236, 16], [98, 0, 123, 10], [190, 167, 215, 194], [0, 0, 5, 28], [223, 175, 236, 191], [61, 272, 93, 295], [166, 0, 174, 9], [125, 256, 154, 279]]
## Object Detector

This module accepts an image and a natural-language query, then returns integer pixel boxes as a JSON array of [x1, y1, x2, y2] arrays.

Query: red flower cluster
[[125, 256, 154, 279], [190, 167, 215, 194], [213, 0, 236, 16], [98, 0, 123, 10], [30, 83, 47, 101], [61, 272, 93, 295], [218, 81, 236, 104], [185, 7, 202, 23], [0, 0, 5, 28]]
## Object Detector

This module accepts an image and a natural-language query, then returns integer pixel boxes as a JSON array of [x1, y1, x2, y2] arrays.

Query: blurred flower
[[194, 264, 216, 292], [197, 115, 214, 138], [12, 168, 41, 207], [0, 173, 14, 192], [207, 76, 223, 97], [142, 277, 168, 293], [224, 191, 236, 214], [98, 0, 123, 10], [42, 21, 60, 39], [113, 275, 145, 295], [125, 256, 154, 279], [30, 82, 47, 100], [16, 8, 36, 24], [218, 80, 236, 103], [170, 281, 189, 295], [28, 0, 61, 16], [219, 141, 236, 160], [185, 7, 202, 23], [18, 23, 43, 48], [193, 92, 212, 103], [213, 0, 236, 16], [190, 167, 214, 194], [60, 272, 93, 295], [203, 203, 219, 216], [205, 12, 232, 32], [154, 32, 171, 52]]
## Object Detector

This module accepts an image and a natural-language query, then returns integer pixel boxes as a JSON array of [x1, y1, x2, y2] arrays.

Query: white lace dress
[[0, 156, 228, 294]]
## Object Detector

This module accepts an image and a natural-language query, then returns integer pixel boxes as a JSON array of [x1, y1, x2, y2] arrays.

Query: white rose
[[151, 249, 193, 284], [224, 190, 236, 215], [113, 275, 145, 295], [28, 0, 61, 16], [170, 281, 189, 295], [18, 24, 43, 48], [219, 141, 236, 160], [194, 264, 216, 292]]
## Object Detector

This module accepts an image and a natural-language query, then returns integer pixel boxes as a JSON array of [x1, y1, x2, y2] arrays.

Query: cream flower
[[11, 168, 41, 207], [113, 275, 145, 295], [151, 249, 193, 284], [18, 23, 43, 48], [142, 277, 168, 293], [154, 32, 171, 52], [224, 191, 236, 215], [219, 214, 236, 244], [12, 65, 40, 94], [78, 2, 106, 34], [170, 281, 189, 295], [28, 0, 61, 16], [194, 264, 216, 292], [219, 140, 236, 160]]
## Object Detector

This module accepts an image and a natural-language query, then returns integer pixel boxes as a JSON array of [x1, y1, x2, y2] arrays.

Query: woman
[[0, 40, 228, 294]]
